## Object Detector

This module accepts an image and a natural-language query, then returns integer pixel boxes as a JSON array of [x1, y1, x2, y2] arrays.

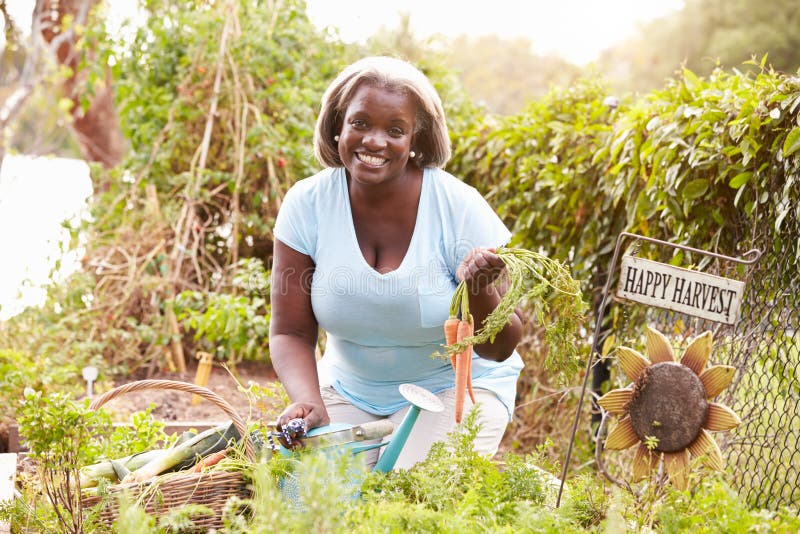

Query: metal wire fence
[[593, 202, 799, 510], [718, 206, 800, 509]]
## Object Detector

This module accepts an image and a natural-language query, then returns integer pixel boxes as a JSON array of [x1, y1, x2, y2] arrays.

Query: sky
[[305, 0, 684, 65]]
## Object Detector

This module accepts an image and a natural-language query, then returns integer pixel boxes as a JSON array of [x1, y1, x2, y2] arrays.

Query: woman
[[269, 56, 524, 468]]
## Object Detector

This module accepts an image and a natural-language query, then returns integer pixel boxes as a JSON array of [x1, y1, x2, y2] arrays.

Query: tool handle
[[356, 419, 395, 440]]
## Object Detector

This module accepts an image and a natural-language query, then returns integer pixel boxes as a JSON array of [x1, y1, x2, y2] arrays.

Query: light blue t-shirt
[[273, 166, 524, 419]]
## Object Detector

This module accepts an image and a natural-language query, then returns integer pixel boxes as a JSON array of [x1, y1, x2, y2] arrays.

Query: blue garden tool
[[270, 383, 444, 505], [373, 383, 445, 472]]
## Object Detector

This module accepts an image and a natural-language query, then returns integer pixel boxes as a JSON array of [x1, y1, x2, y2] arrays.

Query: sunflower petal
[[700, 365, 736, 399], [616, 347, 650, 383], [680, 331, 713, 374], [604, 416, 639, 450], [664, 450, 691, 490], [597, 388, 633, 415], [646, 326, 674, 363], [705, 403, 741, 431], [632, 443, 660, 481], [688, 429, 724, 471]]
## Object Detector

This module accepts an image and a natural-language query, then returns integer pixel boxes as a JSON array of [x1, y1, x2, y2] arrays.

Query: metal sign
[[617, 256, 745, 325], [557, 232, 761, 508]]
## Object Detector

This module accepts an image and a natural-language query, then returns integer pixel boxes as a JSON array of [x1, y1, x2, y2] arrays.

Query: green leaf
[[728, 172, 752, 189], [775, 200, 790, 233], [782, 127, 800, 157], [683, 68, 701, 93], [683, 178, 709, 200]]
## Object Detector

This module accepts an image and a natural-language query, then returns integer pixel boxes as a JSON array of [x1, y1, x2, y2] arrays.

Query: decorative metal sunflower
[[598, 326, 740, 489]]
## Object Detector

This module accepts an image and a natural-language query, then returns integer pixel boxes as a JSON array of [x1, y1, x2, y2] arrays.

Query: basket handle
[[90, 379, 256, 461]]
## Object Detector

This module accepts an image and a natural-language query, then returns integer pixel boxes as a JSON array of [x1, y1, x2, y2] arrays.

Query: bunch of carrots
[[444, 282, 475, 423], [442, 247, 585, 423]]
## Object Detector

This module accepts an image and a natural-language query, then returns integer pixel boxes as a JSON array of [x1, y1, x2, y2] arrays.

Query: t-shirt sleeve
[[273, 182, 317, 259], [449, 186, 512, 271]]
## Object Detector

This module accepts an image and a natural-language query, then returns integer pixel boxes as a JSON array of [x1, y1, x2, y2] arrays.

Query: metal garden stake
[[82, 365, 99, 398]]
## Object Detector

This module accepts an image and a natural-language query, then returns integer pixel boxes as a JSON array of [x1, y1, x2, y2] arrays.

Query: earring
[[409, 150, 416, 158], [334, 135, 340, 142]]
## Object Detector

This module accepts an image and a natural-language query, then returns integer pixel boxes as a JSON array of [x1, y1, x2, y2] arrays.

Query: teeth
[[357, 153, 387, 166]]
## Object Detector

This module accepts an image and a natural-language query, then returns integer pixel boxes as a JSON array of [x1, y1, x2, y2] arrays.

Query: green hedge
[[448, 65, 800, 284]]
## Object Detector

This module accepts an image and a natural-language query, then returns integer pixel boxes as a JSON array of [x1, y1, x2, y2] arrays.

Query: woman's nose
[[362, 131, 387, 150]]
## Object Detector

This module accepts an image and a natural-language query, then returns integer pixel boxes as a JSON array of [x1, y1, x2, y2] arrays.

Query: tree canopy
[[599, 0, 800, 92]]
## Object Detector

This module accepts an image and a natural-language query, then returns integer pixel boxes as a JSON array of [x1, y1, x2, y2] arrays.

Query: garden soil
[[0, 361, 280, 454], [103, 360, 280, 423]]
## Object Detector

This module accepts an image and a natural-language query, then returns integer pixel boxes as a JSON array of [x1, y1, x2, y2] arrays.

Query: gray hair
[[313, 56, 451, 169]]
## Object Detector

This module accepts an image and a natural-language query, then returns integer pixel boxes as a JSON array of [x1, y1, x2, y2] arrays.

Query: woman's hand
[[275, 401, 330, 449], [456, 247, 506, 293], [455, 247, 521, 361]]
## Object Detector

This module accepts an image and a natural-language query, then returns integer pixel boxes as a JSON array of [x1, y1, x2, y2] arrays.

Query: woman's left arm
[[457, 248, 523, 362]]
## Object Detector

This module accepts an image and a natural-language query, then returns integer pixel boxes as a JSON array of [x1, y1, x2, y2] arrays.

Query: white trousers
[[320, 386, 509, 470]]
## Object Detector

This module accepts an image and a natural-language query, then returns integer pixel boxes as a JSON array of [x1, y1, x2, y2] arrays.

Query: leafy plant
[[3, 390, 170, 533], [112, 495, 157, 534], [104, 405, 170, 460], [15, 390, 111, 533], [174, 290, 269, 364], [0, 349, 80, 425], [350, 410, 574, 532], [236, 377, 289, 422], [654, 475, 800, 533]]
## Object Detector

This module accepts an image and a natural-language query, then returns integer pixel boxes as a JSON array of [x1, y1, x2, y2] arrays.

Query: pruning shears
[[269, 383, 444, 473]]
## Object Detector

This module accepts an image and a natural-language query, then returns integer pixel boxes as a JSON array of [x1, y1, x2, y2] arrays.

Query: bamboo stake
[[164, 303, 181, 373], [145, 183, 164, 221], [163, 1, 239, 374], [192, 352, 214, 404], [227, 51, 247, 276]]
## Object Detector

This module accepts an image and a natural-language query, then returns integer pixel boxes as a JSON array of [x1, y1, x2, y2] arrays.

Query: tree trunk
[[36, 0, 124, 171]]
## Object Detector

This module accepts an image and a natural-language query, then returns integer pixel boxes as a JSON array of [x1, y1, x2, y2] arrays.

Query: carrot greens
[[440, 247, 587, 379]]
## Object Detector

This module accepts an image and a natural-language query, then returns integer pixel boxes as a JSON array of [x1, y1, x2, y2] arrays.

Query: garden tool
[[270, 419, 395, 456], [270, 383, 444, 468], [273, 384, 444, 507], [373, 383, 444, 472]]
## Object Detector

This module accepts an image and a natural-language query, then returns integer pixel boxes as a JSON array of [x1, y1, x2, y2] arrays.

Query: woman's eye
[[388, 128, 405, 137], [350, 119, 367, 129]]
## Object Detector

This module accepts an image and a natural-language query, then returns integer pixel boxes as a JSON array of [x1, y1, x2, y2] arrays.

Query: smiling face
[[337, 84, 417, 187]]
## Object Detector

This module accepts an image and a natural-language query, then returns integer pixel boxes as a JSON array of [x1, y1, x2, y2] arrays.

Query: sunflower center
[[628, 362, 708, 452]]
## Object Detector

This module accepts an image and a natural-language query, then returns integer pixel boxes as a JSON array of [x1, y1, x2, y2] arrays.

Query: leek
[[122, 422, 239, 483]]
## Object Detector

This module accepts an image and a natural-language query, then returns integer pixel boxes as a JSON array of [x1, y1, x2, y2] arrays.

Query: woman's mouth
[[356, 153, 388, 166]]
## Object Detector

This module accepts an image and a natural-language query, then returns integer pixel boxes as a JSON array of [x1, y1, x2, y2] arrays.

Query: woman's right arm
[[269, 239, 330, 431]]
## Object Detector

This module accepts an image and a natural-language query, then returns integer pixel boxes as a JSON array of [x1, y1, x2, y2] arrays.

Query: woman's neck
[[346, 165, 422, 207]]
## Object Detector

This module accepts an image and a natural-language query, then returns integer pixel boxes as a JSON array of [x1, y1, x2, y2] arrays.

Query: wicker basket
[[81, 380, 256, 530]]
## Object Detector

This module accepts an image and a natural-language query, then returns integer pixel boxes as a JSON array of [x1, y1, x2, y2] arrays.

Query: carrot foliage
[[440, 247, 587, 380]]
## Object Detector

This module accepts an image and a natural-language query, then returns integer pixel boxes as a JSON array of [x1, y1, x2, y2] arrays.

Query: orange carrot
[[190, 449, 228, 473], [444, 317, 460, 367], [454, 316, 474, 423]]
